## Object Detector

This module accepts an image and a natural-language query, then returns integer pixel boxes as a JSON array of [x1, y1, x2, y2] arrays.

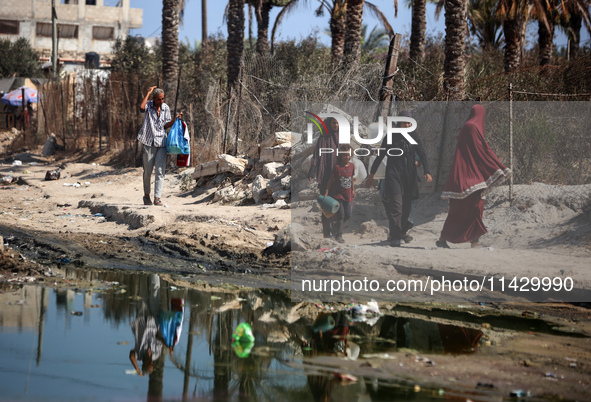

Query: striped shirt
[[131, 314, 162, 361], [137, 100, 172, 147]]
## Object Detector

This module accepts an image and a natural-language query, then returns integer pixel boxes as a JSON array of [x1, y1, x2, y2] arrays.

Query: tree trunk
[[503, 19, 521, 72], [256, 1, 272, 55], [162, 0, 180, 98], [568, 9, 581, 60], [202, 0, 208, 43], [330, 2, 346, 64], [409, 0, 426, 61], [443, 0, 467, 100], [538, 18, 554, 66], [343, 0, 365, 66], [227, 0, 245, 89]]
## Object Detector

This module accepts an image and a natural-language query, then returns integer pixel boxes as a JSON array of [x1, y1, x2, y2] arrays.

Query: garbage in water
[[232, 322, 255, 358], [0, 267, 587, 401]]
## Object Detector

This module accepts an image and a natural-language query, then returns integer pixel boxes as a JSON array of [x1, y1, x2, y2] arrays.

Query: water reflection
[[0, 268, 486, 401]]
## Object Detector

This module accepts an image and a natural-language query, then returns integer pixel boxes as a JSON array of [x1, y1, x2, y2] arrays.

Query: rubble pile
[[186, 132, 300, 207]]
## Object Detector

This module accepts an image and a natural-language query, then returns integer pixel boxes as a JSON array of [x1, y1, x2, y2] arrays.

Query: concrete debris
[[260, 143, 291, 163], [272, 189, 290, 201], [252, 175, 270, 204], [260, 131, 292, 149], [262, 162, 283, 179], [188, 132, 296, 206], [219, 154, 248, 175]]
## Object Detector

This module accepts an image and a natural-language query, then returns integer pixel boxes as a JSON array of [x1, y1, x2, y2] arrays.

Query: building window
[[93, 26, 114, 40], [0, 20, 19, 35], [36, 23, 78, 38]]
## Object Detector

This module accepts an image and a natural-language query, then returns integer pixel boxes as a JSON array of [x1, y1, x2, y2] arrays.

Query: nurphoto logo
[[304, 111, 419, 157]]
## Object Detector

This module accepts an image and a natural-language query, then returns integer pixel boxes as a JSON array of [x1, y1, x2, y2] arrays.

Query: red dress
[[441, 105, 511, 243]]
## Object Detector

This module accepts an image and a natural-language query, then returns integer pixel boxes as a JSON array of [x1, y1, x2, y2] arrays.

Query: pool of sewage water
[[1, 267, 490, 401]]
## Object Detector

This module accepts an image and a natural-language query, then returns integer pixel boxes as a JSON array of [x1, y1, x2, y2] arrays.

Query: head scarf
[[441, 105, 511, 199]]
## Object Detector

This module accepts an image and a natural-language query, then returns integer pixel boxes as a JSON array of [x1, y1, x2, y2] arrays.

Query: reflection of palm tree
[[213, 310, 234, 399]]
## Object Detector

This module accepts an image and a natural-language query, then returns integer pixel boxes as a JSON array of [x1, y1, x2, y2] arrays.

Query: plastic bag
[[166, 118, 190, 155]]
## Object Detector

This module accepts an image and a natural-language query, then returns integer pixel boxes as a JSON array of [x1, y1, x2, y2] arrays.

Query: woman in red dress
[[437, 105, 511, 248]]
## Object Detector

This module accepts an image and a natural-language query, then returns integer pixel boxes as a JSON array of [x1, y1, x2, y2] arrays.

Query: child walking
[[324, 144, 355, 243]]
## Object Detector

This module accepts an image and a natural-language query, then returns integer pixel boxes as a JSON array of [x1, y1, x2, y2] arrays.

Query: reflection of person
[[366, 111, 432, 247], [137, 86, 182, 206], [308, 117, 339, 238], [129, 304, 163, 377], [158, 297, 184, 353], [324, 144, 355, 243], [437, 105, 511, 249]]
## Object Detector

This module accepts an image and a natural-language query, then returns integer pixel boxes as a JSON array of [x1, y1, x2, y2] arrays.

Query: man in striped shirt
[[137, 86, 182, 206]]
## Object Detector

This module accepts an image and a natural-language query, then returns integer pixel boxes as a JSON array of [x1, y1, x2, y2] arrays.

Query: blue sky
[[127, 0, 585, 51]]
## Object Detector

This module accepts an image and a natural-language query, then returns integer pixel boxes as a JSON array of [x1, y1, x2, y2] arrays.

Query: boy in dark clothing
[[324, 144, 355, 243]]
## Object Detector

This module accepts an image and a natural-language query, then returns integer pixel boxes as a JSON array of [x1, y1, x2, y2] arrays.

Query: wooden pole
[[234, 69, 243, 156], [51, 0, 58, 79], [21, 87, 26, 143], [509, 83, 514, 201], [223, 87, 232, 154], [189, 102, 195, 167], [376, 33, 402, 119]]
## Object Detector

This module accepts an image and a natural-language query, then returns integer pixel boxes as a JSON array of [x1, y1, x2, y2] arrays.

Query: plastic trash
[[510, 390, 531, 398], [232, 323, 255, 344], [312, 313, 336, 332], [11, 160, 22, 166], [232, 323, 255, 358]]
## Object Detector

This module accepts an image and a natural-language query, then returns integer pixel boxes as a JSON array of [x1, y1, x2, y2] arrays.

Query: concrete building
[[0, 0, 142, 65]]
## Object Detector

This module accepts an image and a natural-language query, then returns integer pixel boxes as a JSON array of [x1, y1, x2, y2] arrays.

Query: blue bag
[[166, 118, 190, 154]]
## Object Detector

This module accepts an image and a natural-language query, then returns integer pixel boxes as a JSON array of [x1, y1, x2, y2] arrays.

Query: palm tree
[[162, 0, 182, 98], [534, 0, 560, 66], [409, 0, 427, 60], [270, 0, 393, 64], [496, 0, 530, 72], [343, 0, 366, 65], [255, 1, 273, 54], [468, 0, 504, 51], [248, 0, 291, 55], [443, 0, 467, 100], [558, 0, 590, 60], [361, 24, 390, 51], [227, 0, 245, 89]]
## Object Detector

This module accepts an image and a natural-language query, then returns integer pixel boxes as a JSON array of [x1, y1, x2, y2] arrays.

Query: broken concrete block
[[263, 162, 284, 179], [192, 160, 221, 179], [260, 143, 291, 163], [219, 154, 248, 175], [272, 189, 290, 201], [267, 174, 290, 194], [261, 132, 292, 149], [251, 175, 269, 204]]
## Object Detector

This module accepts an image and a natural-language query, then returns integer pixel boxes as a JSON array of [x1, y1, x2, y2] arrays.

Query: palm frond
[[365, 2, 394, 34]]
